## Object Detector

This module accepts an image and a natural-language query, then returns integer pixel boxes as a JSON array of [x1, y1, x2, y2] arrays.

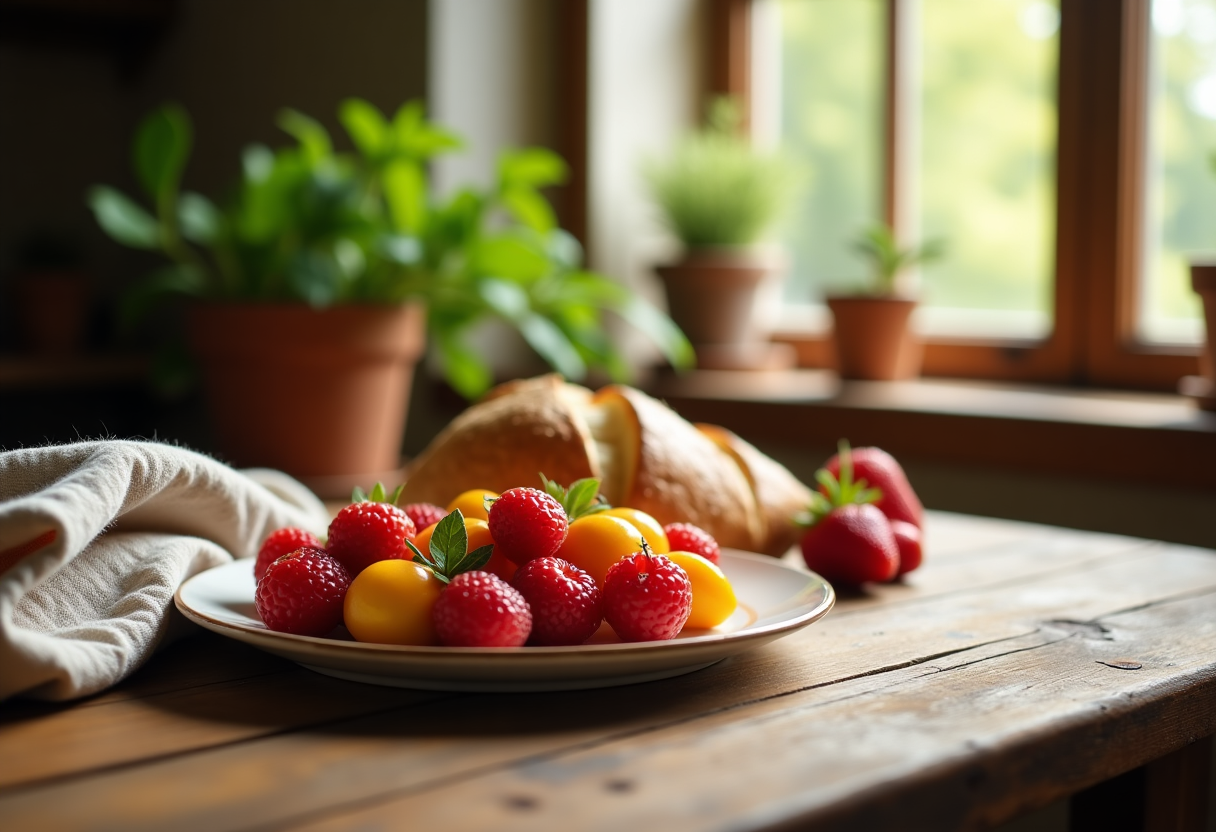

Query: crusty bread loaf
[[399, 374, 811, 556]]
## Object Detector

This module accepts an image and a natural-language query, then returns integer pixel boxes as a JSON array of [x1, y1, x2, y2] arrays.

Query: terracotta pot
[[826, 295, 921, 381], [186, 302, 426, 493], [1186, 263, 1216, 410], [14, 272, 91, 355], [655, 249, 794, 370]]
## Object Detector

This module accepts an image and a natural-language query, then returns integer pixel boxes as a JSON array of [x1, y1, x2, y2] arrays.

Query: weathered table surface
[[2, 511, 1214, 832]]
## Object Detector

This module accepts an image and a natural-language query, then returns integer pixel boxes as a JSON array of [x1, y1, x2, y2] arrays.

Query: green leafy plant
[[642, 97, 792, 248], [89, 100, 693, 399], [851, 223, 946, 296]]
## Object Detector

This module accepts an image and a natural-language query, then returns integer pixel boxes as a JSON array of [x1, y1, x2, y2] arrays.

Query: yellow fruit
[[666, 551, 737, 630], [555, 513, 646, 588], [602, 507, 670, 554], [446, 489, 498, 522], [343, 559, 443, 645]]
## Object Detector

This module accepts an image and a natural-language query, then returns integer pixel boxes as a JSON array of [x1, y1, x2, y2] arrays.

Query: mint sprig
[[406, 508, 494, 584], [350, 481, 405, 505], [540, 472, 609, 522], [795, 440, 883, 528]]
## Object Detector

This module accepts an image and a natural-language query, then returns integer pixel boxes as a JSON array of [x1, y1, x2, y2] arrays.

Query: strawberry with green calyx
[[796, 444, 899, 585], [351, 482, 406, 506], [406, 509, 494, 584], [539, 473, 610, 523], [823, 443, 923, 529]]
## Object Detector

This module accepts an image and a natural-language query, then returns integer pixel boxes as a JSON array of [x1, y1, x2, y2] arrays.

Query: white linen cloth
[[0, 440, 331, 702]]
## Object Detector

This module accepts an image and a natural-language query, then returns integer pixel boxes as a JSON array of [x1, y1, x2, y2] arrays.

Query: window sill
[[645, 369, 1216, 490]]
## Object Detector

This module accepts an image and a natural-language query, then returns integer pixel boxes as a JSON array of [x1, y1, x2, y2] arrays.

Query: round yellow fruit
[[602, 507, 670, 554], [666, 551, 737, 630], [446, 489, 498, 522], [413, 516, 494, 558], [343, 559, 443, 645], [555, 513, 646, 588]]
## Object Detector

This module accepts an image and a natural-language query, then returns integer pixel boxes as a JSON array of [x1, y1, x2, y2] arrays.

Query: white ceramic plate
[[174, 550, 834, 693]]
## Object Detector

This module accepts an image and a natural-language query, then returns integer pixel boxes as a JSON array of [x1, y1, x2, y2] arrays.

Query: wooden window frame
[[709, 0, 1202, 392]]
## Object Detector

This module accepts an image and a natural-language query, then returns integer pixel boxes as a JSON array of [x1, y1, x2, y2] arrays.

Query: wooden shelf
[[0, 354, 149, 389], [647, 369, 1216, 490]]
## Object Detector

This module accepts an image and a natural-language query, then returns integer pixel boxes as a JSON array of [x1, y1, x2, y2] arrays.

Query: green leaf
[[501, 187, 556, 232], [242, 144, 275, 183], [540, 473, 608, 521], [499, 148, 567, 189], [339, 98, 391, 160], [133, 104, 191, 204], [382, 159, 427, 233], [615, 294, 696, 370], [378, 234, 423, 265], [87, 186, 161, 250], [118, 263, 207, 329], [351, 486, 368, 503], [178, 191, 221, 244], [470, 236, 550, 281], [447, 543, 494, 577], [428, 508, 471, 575], [278, 108, 333, 164], [434, 330, 494, 400], [286, 249, 342, 307], [517, 311, 587, 380]]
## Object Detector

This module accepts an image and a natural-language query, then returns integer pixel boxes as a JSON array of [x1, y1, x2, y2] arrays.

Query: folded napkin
[[0, 440, 332, 702]]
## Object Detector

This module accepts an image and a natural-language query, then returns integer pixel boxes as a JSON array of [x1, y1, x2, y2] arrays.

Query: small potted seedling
[[826, 223, 945, 380]]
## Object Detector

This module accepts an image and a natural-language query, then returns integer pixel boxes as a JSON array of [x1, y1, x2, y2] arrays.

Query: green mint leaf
[[564, 477, 600, 517], [448, 543, 495, 577], [429, 509, 469, 575], [540, 472, 564, 502]]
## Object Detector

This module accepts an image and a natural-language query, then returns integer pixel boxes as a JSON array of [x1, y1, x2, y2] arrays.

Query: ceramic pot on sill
[[1182, 262, 1216, 411], [654, 248, 795, 371], [186, 302, 426, 497], [825, 294, 922, 381]]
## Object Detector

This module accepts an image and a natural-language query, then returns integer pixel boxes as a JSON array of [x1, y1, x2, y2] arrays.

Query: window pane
[[917, 0, 1059, 339], [1142, 0, 1213, 345], [775, 0, 883, 305]]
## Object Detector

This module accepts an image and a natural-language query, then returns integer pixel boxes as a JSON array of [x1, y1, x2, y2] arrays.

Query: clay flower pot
[[655, 248, 794, 370], [825, 295, 921, 381], [186, 302, 426, 495], [1183, 263, 1216, 411]]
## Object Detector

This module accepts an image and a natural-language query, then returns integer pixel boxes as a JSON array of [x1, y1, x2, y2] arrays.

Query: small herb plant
[[851, 223, 946, 296], [89, 100, 693, 399], [642, 97, 791, 249]]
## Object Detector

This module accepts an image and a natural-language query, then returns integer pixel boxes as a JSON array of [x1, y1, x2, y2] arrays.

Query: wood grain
[[1, 514, 1212, 832]]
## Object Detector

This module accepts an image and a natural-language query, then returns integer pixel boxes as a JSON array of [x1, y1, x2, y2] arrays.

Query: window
[[715, 0, 1204, 391]]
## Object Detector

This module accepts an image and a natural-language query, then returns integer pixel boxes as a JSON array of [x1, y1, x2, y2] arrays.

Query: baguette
[[399, 375, 811, 556]]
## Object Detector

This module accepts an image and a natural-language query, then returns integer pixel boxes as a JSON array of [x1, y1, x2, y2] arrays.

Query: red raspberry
[[403, 502, 447, 532], [510, 556, 602, 646], [603, 550, 692, 642], [663, 522, 721, 565], [254, 547, 351, 636], [432, 571, 532, 647], [488, 487, 568, 566], [326, 501, 416, 577], [254, 527, 323, 580]]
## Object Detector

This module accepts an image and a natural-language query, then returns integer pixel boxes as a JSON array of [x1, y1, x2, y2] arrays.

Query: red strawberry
[[663, 522, 721, 565], [511, 556, 603, 646], [603, 549, 692, 642], [327, 501, 416, 577], [798, 447, 899, 585], [254, 527, 322, 580], [799, 504, 899, 585], [254, 547, 351, 636], [824, 445, 923, 529], [403, 502, 447, 532], [890, 519, 923, 576], [432, 571, 532, 647], [488, 487, 568, 566]]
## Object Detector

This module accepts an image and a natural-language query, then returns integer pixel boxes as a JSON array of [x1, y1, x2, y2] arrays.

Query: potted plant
[[826, 223, 946, 381], [1184, 262, 1216, 410], [89, 101, 692, 493], [643, 98, 793, 370]]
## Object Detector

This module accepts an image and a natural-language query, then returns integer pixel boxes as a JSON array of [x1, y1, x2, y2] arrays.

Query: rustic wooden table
[[2, 512, 1213, 831]]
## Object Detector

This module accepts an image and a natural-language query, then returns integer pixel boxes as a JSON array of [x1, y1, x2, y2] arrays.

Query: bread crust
[[399, 375, 808, 556], [398, 375, 598, 506]]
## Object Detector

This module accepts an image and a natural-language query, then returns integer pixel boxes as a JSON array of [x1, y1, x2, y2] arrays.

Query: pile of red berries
[[254, 481, 720, 648]]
